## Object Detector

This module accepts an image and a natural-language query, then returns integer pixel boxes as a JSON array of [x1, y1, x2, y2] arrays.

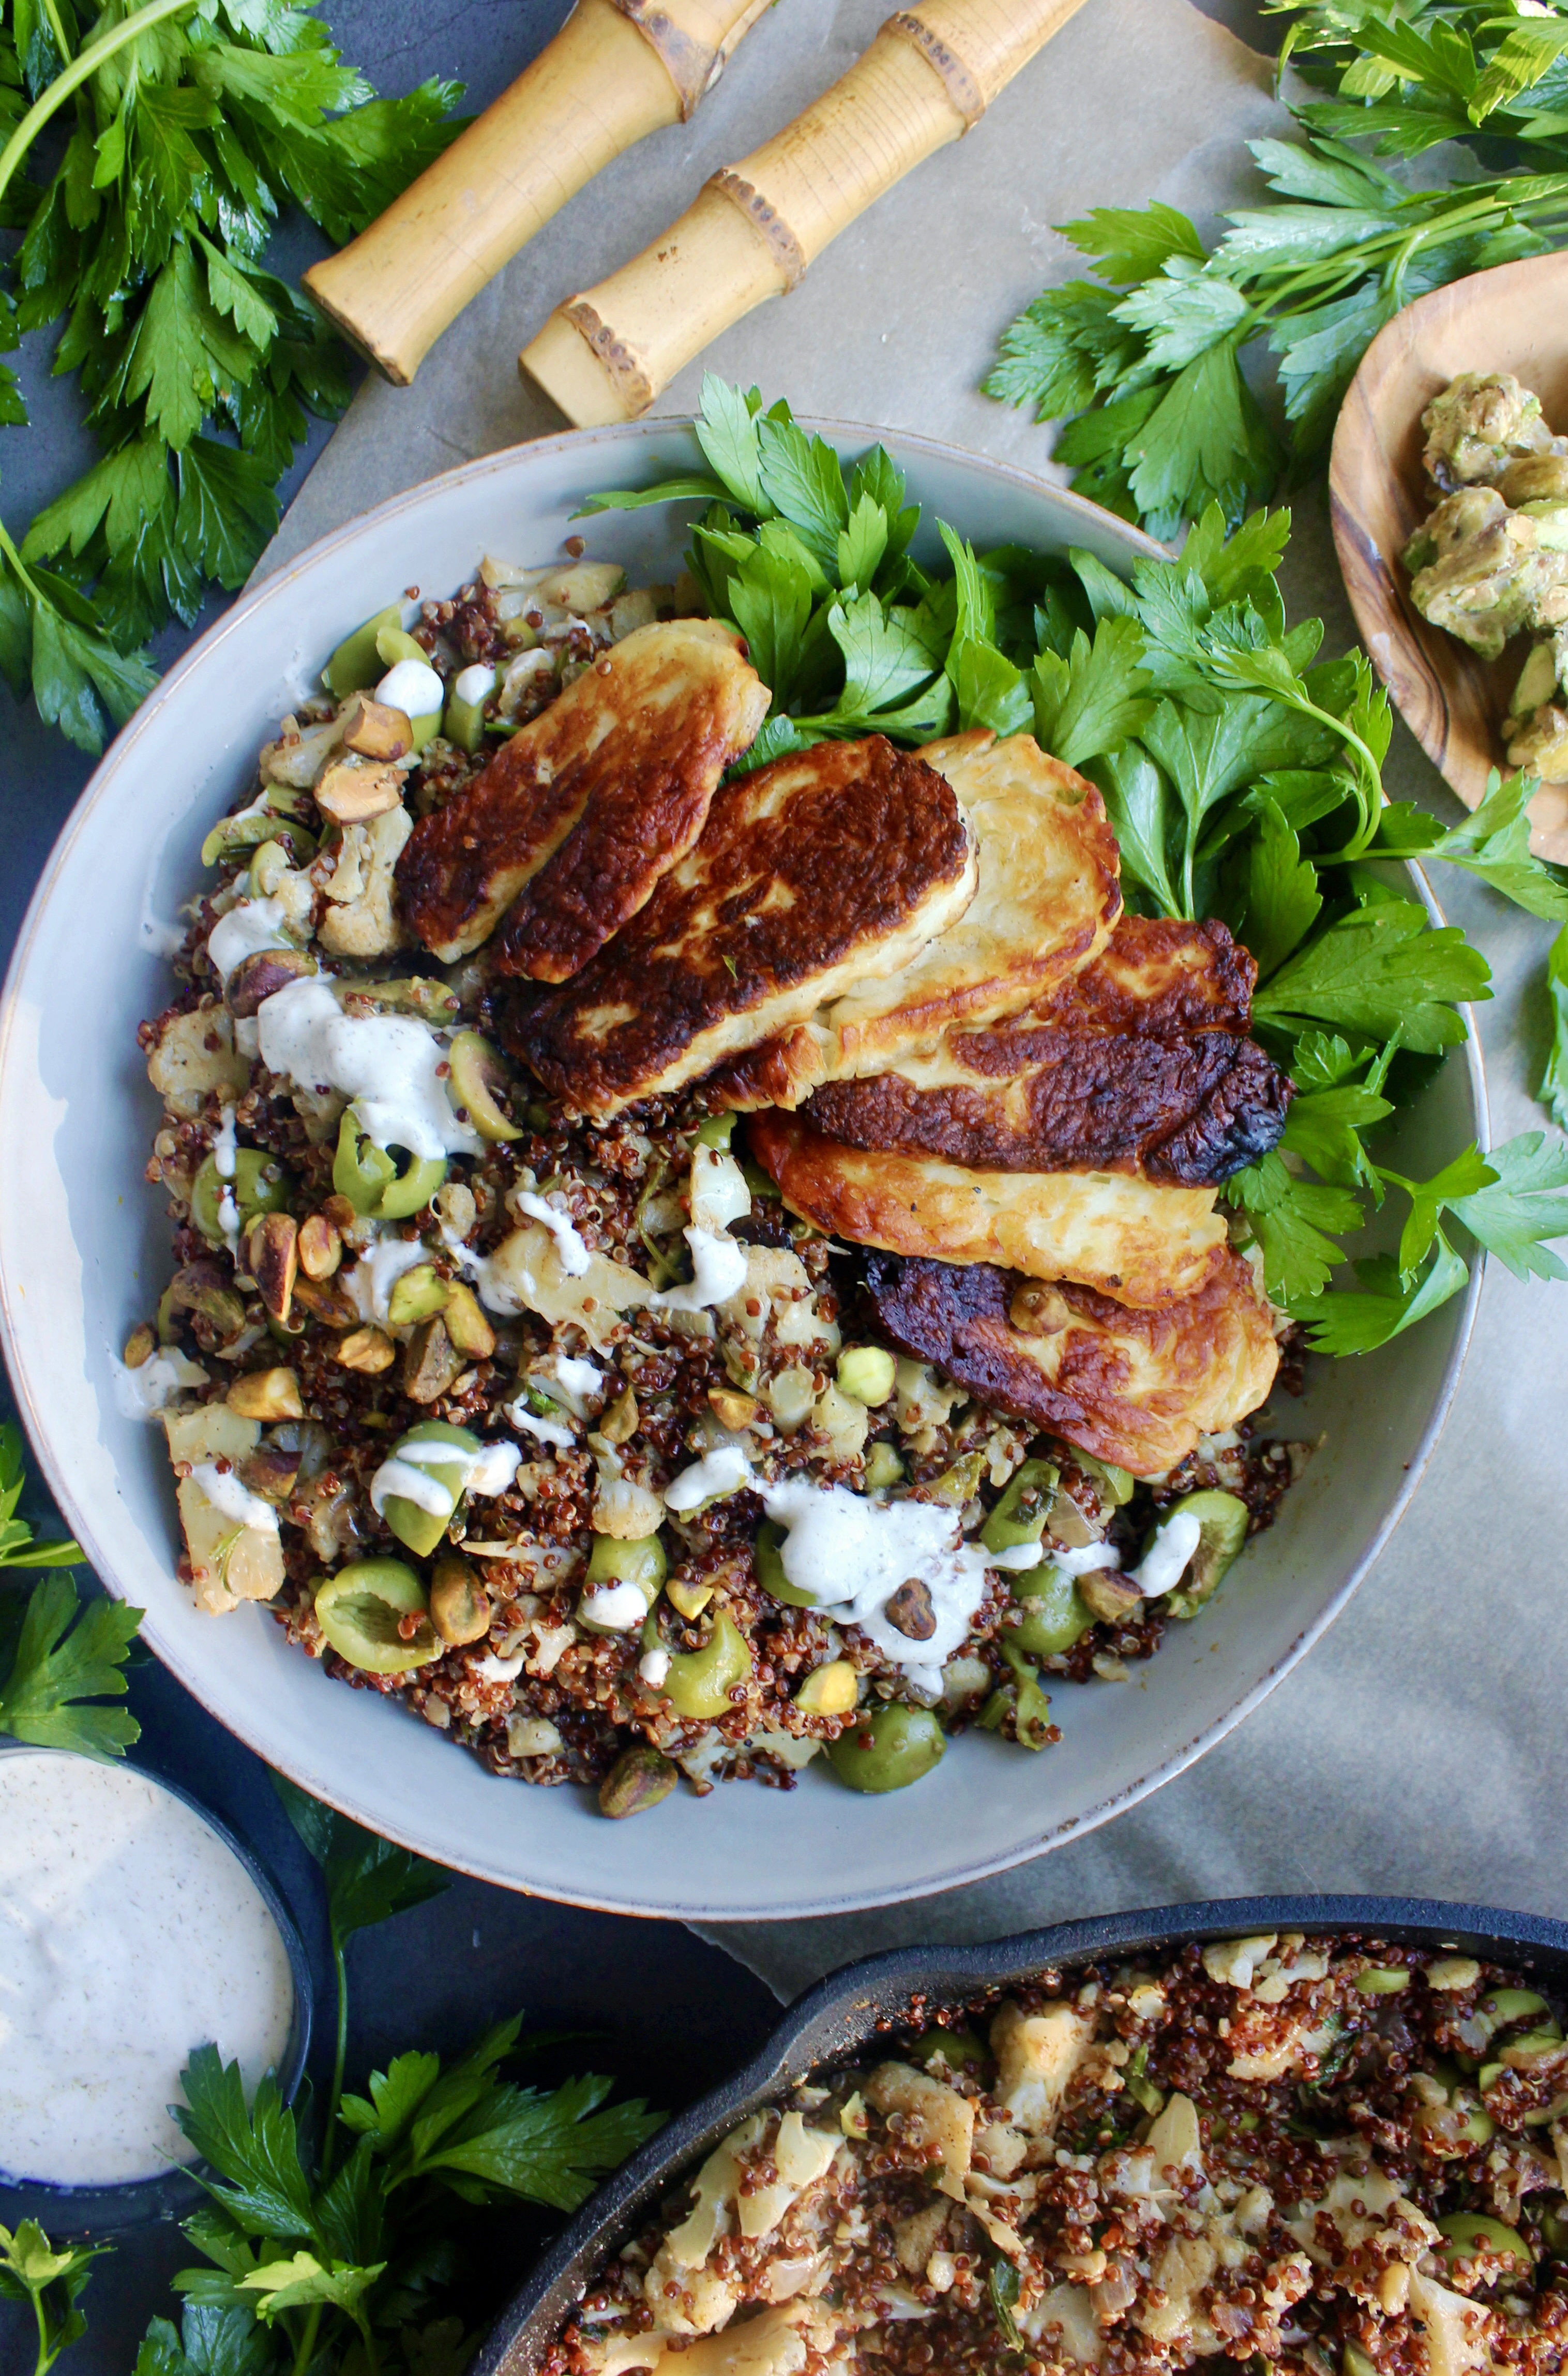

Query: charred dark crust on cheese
[[505, 738, 974, 1115], [395, 621, 765, 978], [860, 1250, 1278, 1476], [806, 1029, 1292, 1184], [1034, 913, 1257, 1035]]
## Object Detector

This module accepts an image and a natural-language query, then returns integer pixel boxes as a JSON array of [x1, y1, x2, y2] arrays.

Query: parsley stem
[[40, 0, 73, 68], [0, 0, 196, 215], [323, 1935, 350, 2183], [0, 519, 45, 609]]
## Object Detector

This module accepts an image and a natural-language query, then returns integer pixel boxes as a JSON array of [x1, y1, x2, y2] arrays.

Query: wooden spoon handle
[[520, 0, 1088, 426], [303, 0, 773, 388]]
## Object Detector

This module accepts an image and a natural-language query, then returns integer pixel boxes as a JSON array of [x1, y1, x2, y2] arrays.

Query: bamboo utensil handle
[[303, 0, 773, 388], [520, 0, 1089, 426]]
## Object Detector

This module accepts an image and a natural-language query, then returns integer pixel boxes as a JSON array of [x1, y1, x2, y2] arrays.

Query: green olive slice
[[191, 1148, 290, 1245], [315, 1558, 439, 1673], [753, 1518, 818, 1608], [376, 1419, 481, 1558], [1009, 1565, 1093, 1656], [661, 1610, 752, 1719], [1162, 1489, 1250, 1619], [447, 1031, 523, 1143]]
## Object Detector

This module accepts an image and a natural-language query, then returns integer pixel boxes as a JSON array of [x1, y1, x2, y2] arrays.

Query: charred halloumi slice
[[707, 730, 1121, 1108], [804, 917, 1292, 1186], [507, 737, 977, 1118], [396, 619, 768, 975], [746, 1111, 1228, 1309], [862, 1249, 1279, 1477]]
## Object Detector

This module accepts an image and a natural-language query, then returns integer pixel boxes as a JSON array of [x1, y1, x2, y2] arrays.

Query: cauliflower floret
[[315, 803, 413, 960]]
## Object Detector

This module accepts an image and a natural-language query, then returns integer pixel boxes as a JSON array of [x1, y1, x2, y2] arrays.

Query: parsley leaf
[[1239, 797, 1322, 978], [1296, 1233, 1472, 1357], [1543, 923, 1568, 1128], [272, 1773, 448, 1954], [0, 2221, 109, 2376], [1226, 1152, 1363, 1305], [1445, 1130, 1568, 1282], [1031, 614, 1153, 768], [1254, 903, 1491, 1052], [0, 1423, 142, 1758]]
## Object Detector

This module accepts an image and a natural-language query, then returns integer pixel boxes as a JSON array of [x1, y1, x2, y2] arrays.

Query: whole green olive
[[660, 1610, 752, 1719], [825, 1703, 945, 1794], [586, 1532, 668, 1591], [315, 1558, 439, 1675], [1437, 2212, 1534, 2268], [191, 1148, 290, 1245], [1010, 1566, 1093, 1655], [376, 1419, 480, 1558], [1162, 1489, 1249, 1618]]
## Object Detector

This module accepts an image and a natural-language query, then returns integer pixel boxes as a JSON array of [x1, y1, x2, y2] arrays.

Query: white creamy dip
[[514, 1191, 591, 1276], [257, 977, 481, 1160], [0, 1750, 295, 2186], [762, 1479, 1043, 1696], [190, 1462, 280, 1535], [206, 893, 293, 983]]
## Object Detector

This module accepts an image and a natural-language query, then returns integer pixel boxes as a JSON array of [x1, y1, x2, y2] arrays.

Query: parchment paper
[[257, 0, 1568, 1996]]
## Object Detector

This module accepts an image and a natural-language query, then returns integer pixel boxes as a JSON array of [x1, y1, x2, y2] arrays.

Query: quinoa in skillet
[[128, 546, 1307, 1815], [545, 1935, 1568, 2375]]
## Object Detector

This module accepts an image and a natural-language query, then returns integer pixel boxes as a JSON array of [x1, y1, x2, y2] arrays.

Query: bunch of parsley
[[590, 378, 1568, 1355], [985, 1, 1568, 537], [0, 0, 462, 754]]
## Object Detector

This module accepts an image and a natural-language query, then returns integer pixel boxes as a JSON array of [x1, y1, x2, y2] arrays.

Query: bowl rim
[[0, 1740, 312, 2233], [0, 416, 1488, 1916], [472, 1892, 1568, 2376]]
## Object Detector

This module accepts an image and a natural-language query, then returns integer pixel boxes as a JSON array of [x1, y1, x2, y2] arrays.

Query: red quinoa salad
[[545, 1934, 1568, 2375], [127, 535, 1309, 1819]]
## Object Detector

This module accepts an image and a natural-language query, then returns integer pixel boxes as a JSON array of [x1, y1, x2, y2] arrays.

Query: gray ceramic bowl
[[0, 419, 1485, 1919], [472, 1895, 1568, 2376]]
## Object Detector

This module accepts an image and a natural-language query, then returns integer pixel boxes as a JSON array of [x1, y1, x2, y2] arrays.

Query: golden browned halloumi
[[707, 730, 1121, 1108], [395, 620, 768, 974], [506, 737, 978, 1118], [803, 917, 1293, 1187], [746, 1112, 1229, 1309], [861, 1249, 1279, 1476]]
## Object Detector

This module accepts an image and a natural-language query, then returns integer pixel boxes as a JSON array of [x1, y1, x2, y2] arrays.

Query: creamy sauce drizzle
[[1132, 1508, 1203, 1597], [114, 1348, 208, 1418], [206, 894, 292, 983], [664, 1444, 753, 1513], [257, 977, 481, 1160], [514, 1192, 591, 1276], [189, 1462, 279, 1534], [652, 1227, 748, 1313], [0, 1750, 295, 2186], [762, 1479, 1043, 1696], [345, 1233, 432, 1325], [375, 657, 445, 719], [579, 1582, 647, 1632], [368, 1434, 520, 1521], [509, 1403, 576, 1452]]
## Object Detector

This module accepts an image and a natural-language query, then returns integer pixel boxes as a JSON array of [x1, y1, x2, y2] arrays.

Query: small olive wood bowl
[[1329, 248, 1568, 863]]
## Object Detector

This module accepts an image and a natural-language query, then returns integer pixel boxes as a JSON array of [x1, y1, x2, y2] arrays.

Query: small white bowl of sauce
[[0, 1745, 311, 2231]]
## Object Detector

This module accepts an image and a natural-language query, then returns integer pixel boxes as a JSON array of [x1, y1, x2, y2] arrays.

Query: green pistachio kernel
[[825, 1703, 945, 1795], [661, 1610, 752, 1720], [191, 1148, 290, 1245], [835, 1346, 897, 1407], [386, 1264, 449, 1327], [863, 1442, 904, 1492], [314, 1558, 439, 1675]]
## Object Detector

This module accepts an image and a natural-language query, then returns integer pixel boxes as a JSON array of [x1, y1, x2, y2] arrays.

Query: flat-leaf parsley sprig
[[0, 0, 464, 754], [984, 3, 1568, 538], [0, 1419, 142, 1758], [586, 377, 1568, 1354]]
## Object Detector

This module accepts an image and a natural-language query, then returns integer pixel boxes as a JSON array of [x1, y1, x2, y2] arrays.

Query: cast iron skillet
[[473, 1893, 1568, 2376]]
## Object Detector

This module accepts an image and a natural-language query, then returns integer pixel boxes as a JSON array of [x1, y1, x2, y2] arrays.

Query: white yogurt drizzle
[[345, 1233, 434, 1325], [114, 1347, 209, 1418], [761, 1478, 1043, 1696], [652, 1227, 748, 1313], [206, 893, 293, 984], [257, 976, 481, 1160], [543, 1353, 602, 1410], [213, 1104, 241, 1255], [508, 1402, 576, 1452], [375, 657, 445, 719], [450, 661, 496, 707], [638, 1646, 672, 1685], [1130, 1508, 1203, 1597], [514, 1191, 591, 1276], [1050, 1541, 1123, 1578], [368, 1434, 521, 1521], [663, 1444, 753, 1514], [189, 1462, 279, 1535], [579, 1582, 648, 1632]]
